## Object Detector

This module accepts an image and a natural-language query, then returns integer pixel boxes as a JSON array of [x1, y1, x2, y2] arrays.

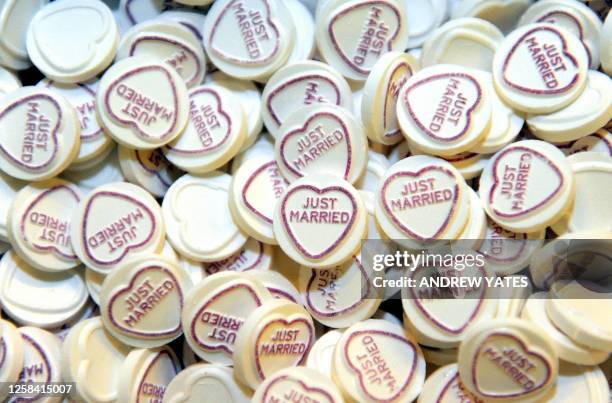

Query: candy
[[0, 1, 48, 71], [252, 366, 344, 403]]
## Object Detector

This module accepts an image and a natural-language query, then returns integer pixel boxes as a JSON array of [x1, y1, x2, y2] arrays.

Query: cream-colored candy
[[492, 23, 589, 114], [315, 0, 410, 81], [568, 129, 612, 156], [420, 346, 459, 367], [163, 84, 246, 173], [164, 363, 252, 403], [261, 61, 352, 139], [333, 319, 426, 402], [247, 270, 301, 303], [203, 0, 295, 81], [298, 256, 381, 328], [49, 298, 97, 341], [117, 20, 206, 88], [0, 67, 21, 96], [457, 318, 559, 402], [451, 0, 533, 34], [234, 299, 315, 388], [494, 275, 533, 318], [479, 140, 575, 232], [61, 316, 131, 402], [542, 362, 610, 403], [61, 147, 125, 193], [522, 292, 610, 365], [519, 0, 603, 69], [455, 187, 487, 249], [362, 52, 419, 146], [181, 272, 273, 365], [404, 0, 448, 47], [375, 156, 471, 249], [252, 366, 345, 403], [305, 329, 344, 377], [97, 57, 190, 149], [0, 86, 80, 181], [7, 178, 82, 272], [0, 172, 26, 242], [602, 11, 612, 75], [0, 320, 24, 400], [26, 0, 119, 83], [526, 70, 612, 143], [118, 146, 182, 198], [70, 182, 165, 273], [274, 175, 367, 268], [0, 251, 87, 328], [117, 0, 165, 29], [157, 10, 207, 42], [99, 254, 193, 348], [409, 144, 491, 180], [203, 238, 273, 275], [275, 104, 368, 184], [397, 64, 492, 156], [162, 172, 248, 262], [231, 134, 275, 174], [285, 0, 316, 63], [421, 18, 504, 72], [0, 1, 47, 70], [355, 150, 391, 192], [417, 364, 482, 403], [388, 140, 411, 165]]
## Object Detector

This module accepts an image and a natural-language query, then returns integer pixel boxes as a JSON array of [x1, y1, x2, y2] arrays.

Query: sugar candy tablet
[[0, 171, 25, 242], [248, 270, 301, 303], [275, 104, 368, 184], [27, 0, 119, 83], [542, 362, 610, 402], [569, 129, 612, 156], [410, 144, 491, 180], [479, 140, 575, 232], [305, 329, 344, 377], [273, 174, 367, 268], [164, 363, 252, 403], [315, 0, 410, 81], [420, 346, 458, 367], [333, 319, 426, 402], [0, 86, 81, 181], [203, 238, 273, 275], [203, 0, 296, 81], [494, 275, 533, 318], [285, 0, 316, 63], [404, 0, 447, 48], [421, 18, 504, 72], [163, 171, 249, 262], [388, 140, 411, 165], [417, 363, 482, 403], [0, 320, 24, 400], [118, 146, 182, 198], [451, 0, 533, 34], [7, 178, 82, 272], [602, 11, 612, 75], [252, 366, 344, 403], [0, 67, 21, 97], [0, 0, 48, 71], [361, 51, 419, 146], [118, 0, 165, 28], [261, 60, 352, 139], [71, 182, 165, 273], [157, 10, 207, 42], [61, 147, 125, 192], [457, 318, 559, 402], [455, 187, 487, 248], [355, 150, 391, 192], [231, 133, 276, 174], [49, 299, 98, 341], [0, 251, 87, 328], [96, 57, 190, 150], [181, 272, 273, 365], [492, 23, 589, 114]]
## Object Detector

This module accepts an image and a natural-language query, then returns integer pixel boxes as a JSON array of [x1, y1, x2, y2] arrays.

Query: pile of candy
[[0, 0, 610, 402]]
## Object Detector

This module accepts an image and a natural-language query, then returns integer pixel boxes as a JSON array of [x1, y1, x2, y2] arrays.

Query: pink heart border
[[383, 61, 413, 138], [136, 349, 180, 398], [242, 160, 288, 224], [134, 148, 175, 187], [262, 375, 337, 403], [205, 239, 266, 275], [536, 11, 593, 68]]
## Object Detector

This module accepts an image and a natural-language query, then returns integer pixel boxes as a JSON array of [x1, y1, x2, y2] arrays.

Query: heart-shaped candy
[[262, 376, 337, 403], [243, 161, 288, 224]]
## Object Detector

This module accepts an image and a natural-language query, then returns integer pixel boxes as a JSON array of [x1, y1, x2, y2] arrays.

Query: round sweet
[[420, 346, 458, 367], [163, 84, 246, 174], [116, 20, 206, 88], [0, 251, 87, 328], [602, 11, 612, 75], [457, 318, 558, 402], [61, 147, 125, 193], [404, 0, 447, 48], [118, 146, 182, 198], [231, 133, 275, 174], [526, 71, 612, 143], [409, 144, 492, 180], [273, 175, 367, 268], [247, 270, 301, 303], [203, 0, 295, 81], [355, 151, 391, 194], [49, 298, 98, 342], [164, 363, 252, 403], [117, 0, 166, 30], [315, 0, 410, 81], [61, 317, 132, 403], [333, 319, 426, 403], [0, 320, 24, 399], [181, 272, 273, 365], [568, 129, 612, 156], [0, 0, 47, 70], [417, 364, 483, 403], [0, 172, 26, 242], [451, 0, 532, 34], [305, 329, 344, 378], [99, 253, 193, 348], [455, 187, 488, 247], [7, 178, 82, 272], [26, 0, 119, 83], [479, 140, 575, 232], [421, 18, 504, 72], [162, 171, 248, 262], [492, 23, 589, 114], [0, 86, 80, 181], [96, 57, 190, 149], [362, 52, 419, 146], [494, 275, 533, 318], [375, 155, 471, 249], [252, 366, 344, 403], [285, 0, 316, 64], [0, 67, 21, 96], [157, 10, 207, 42], [275, 104, 368, 184], [203, 238, 273, 275], [70, 181, 165, 273], [261, 60, 353, 139], [541, 362, 610, 402], [388, 140, 411, 165]]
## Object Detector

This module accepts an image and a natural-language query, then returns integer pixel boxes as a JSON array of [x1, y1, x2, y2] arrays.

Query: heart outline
[[205, 239, 265, 275], [135, 349, 179, 399], [478, 220, 527, 263], [242, 160, 288, 224], [536, 11, 593, 66], [262, 375, 337, 403], [20, 333, 52, 400], [383, 61, 413, 138], [134, 149, 175, 187]]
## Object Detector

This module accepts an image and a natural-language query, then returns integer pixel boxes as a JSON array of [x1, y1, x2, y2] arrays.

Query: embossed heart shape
[[108, 266, 183, 337], [208, 0, 281, 64], [134, 149, 175, 187], [20, 185, 80, 260], [279, 112, 352, 180], [0, 93, 60, 171], [345, 330, 417, 401], [478, 220, 527, 262], [243, 160, 288, 224], [281, 184, 357, 259], [384, 62, 413, 137], [381, 167, 460, 240], [404, 73, 481, 142], [488, 146, 563, 218], [329, 2, 402, 74], [82, 191, 157, 266], [503, 26, 580, 94], [136, 350, 179, 398], [105, 65, 179, 141], [205, 239, 265, 275], [437, 372, 478, 402], [264, 377, 336, 403]]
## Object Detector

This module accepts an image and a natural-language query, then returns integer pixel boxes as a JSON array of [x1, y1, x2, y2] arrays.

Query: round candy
[[70, 181, 165, 273], [0, 0, 47, 70], [248, 270, 301, 303], [61, 147, 125, 192], [542, 362, 610, 402], [0, 320, 24, 400], [203, 238, 273, 275], [273, 174, 367, 268], [420, 346, 458, 367], [602, 11, 612, 76], [494, 275, 533, 318], [417, 363, 482, 403], [26, 0, 119, 83], [285, 0, 316, 63], [492, 23, 589, 114], [96, 57, 190, 149], [252, 366, 344, 403], [355, 150, 391, 193], [568, 129, 612, 156], [305, 329, 343, 378], [118, 146, 182, 198], [404, 0, 447, 48], [117, 0, 165, 30], [157, 10, 207, 42], [0, 67, 21, 97], [451, 0, 532, 34]]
